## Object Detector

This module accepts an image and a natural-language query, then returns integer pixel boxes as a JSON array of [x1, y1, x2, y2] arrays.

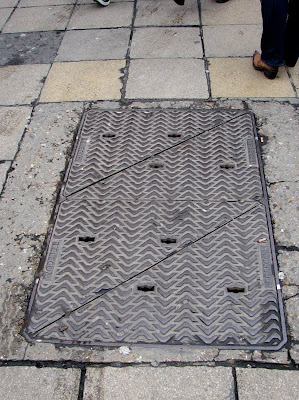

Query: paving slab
[[55, 28, 130, 62], [135, 0, 199, 27], [126, 59, 208, 99], [203, 24, 262, 58], [268, 183, 299, 248], [78, 0, 133, 3], [68, 3, 134, 29], [19, 0, 76, 5], [2, 5, 73, 33], [0, 102, 83, 360], [201, 0, 262, 25], [0, 64, 50, 105], [0, 367, 80, 400], [130, 27, 203, 59], [285, 295, 299, 341], [236, 368, 299, 400], [0, 161, 10, 191], [290, 344, 299, 364], [0, 31, 64, 66], [84, 366, 234, 400], [288, 64, 299, 96], [209, 58, 295, 98], [278, 251, 299, 286], [40, 60, 125, 102], [0, 0, 18, 7], [0, 7, 12, 29], [0, 106, 32, 159]]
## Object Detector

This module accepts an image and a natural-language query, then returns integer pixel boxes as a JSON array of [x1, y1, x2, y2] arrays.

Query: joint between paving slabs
[[29, 202, 260, 336]]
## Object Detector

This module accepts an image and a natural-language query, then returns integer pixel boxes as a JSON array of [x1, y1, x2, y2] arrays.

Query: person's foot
[[285, 54, 298, 68], [173, 0, 185, 5], [93, 0, 110, 6], [216, 0, 230, 3], [253, 51, 278, 79]]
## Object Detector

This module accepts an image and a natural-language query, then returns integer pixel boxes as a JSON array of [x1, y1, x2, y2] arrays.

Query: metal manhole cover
[[23, 109, 287, 350]]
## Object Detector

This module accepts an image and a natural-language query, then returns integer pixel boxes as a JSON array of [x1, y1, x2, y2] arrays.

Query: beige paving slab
[[201, 0, 262, 25], [130, 27, 203, 59], [135, 0, 199, 27], [0, 0, 18, 7], [2, 5, 73, 33], [55, 28, 130, 61], [68, 3, 134, 29], [203, 24, 262, 57], [78, 0, 133, 3], [0, 162, 10, 191], [0, 64, 50, 105], [126, 58, 208, 99], [0, 106, 32, 159], [40, 60, 125, 102], [236, 368, 299, 400], [288, 64, 299, 96], [84, 366, 234, 400], [0, 367, 80, 400], [209, 58, 295, 98], [0, 8, 12, 29], [19, 0, 76, 6]]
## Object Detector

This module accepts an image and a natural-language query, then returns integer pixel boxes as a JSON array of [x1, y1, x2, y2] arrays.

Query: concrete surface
[[0, 0, 298, 399], [84, 366, 235, 400]]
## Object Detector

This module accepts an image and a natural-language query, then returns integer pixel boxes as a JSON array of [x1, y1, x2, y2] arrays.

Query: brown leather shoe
[[253, 51, 278, 80]]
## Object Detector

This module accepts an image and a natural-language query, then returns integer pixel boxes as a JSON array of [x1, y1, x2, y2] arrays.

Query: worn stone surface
[[0, 102, 83, 360], [19, 0, 76, 5], [201, 0, 262, 25], [0, 64, 50, 105], [3, 5, 73, 33], [135, 0, 199, 27], [285, 296, 299, 341], [289, 64, 299, 95], [0, 0, 18, 7], [203, 24, 262, 57], [0, 367, 80, 400], [289, 344, 299, 364], [84, 366, 235, 400], [236, 368, 299, 400], [126, 59, 208, 99], [251, 350, 289, 364], [0, 31, 64, 66], [278, 251, 299, 285], [0, 8, 12, 30], [130, 27, 203, 59], [0, 162, 10, 191], [55, 28, 130, 62], [0, 106, 32, 159], [68, 3, 134, 29], [40, 60, 125, 102], [209, 58, 295, 98], [268, 183, 299, 248]]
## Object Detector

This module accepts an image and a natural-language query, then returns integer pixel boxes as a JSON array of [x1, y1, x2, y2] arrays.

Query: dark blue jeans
[[284, 0, 299, 66]]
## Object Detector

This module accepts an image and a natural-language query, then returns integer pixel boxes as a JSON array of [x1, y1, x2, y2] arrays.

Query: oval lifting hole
[[103, 133, 116, 138], [220, 163, 235, 170], [168, 133, 182, 138], [138, 285, 155, 292], [227, 287, 245, 293], [149, 162, 164, 169], [78, 236, 95, 242], [161, 238, 177, 244]]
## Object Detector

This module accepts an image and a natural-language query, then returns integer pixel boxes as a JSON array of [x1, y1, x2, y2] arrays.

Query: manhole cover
[[23, 109, 287, 350]]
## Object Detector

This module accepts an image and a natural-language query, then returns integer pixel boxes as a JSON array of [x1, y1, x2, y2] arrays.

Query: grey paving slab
[[0, 0, 18, 7], [2, 5, 73, 33], [130, 27, 203, 59], [248, 102, 299, 183], [203, 24, 262, 57], [285, 295, 299, 341], [84, 366, 234, 400], [78, 0, 133, 3], [0, 7, 12, 29], [236, 368, 299, 400], [68, 3, 134, 29], [126, 58, 208, 99], [0, 102, 83, 360], [0, 106, 32, 159], [55, 28, 130, 62], [201, 0, 262, 25], [19, 0, 76, 6], [0, 64, 50, 105], [0, 161, 10, 191], [135, 0, 199, 27], [290, 344, 299, 364], [0, 31, 64, 66], [278, 251, 299, 286], [0, 367, 80, 400], [268, 183, 299, 248]]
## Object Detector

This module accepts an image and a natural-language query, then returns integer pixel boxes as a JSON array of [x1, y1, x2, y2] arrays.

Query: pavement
[[0, 0, 298, 399]]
